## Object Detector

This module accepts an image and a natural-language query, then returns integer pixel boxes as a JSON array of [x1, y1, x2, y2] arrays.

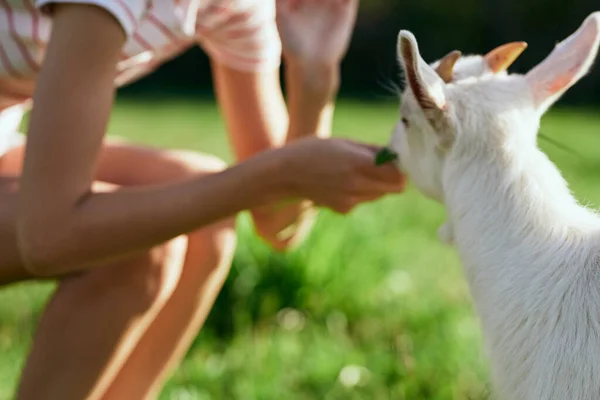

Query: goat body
[[389, 12, 600, 400], [446, 129, 600, 400]]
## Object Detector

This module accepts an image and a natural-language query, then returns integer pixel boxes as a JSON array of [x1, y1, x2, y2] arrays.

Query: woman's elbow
[[16, 212, 72, 277]]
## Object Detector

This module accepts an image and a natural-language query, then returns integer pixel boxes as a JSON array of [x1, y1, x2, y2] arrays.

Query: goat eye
[[401, 117, 409, 128]]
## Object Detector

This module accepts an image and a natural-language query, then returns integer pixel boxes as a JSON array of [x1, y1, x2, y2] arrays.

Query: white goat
[[388, 12, 600, 400]]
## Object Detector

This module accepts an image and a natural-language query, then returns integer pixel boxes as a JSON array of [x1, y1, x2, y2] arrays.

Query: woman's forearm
[[284, 62, 340, 140], [211, 63, 289, 161], [18, 151, 288, 275], [246, 62, 341, 250], [209, 58, 341, 250]]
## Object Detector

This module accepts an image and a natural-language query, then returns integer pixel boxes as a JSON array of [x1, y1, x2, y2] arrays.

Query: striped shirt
[[0, 0, 281, 118]]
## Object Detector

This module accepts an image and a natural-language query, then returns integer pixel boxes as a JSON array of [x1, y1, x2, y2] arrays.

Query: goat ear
[[397, 30, 447, 112], [526, 12, 600, 114]]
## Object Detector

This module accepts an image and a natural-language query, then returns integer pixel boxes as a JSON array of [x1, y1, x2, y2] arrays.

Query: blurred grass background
[[1, 99, 600, 399]]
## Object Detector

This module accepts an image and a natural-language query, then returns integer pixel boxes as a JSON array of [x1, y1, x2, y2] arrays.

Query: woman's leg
[[102, 215, 237, 400], [2, 141, 237, 400], [17, 224, 189, 400], [96, 142, 238, 400]]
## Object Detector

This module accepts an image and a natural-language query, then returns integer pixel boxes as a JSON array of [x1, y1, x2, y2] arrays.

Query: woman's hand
[[276, 0, 359, 67], [280, 136, 405, 213], [251, 136, 405, 251], [252, 0, 364, 251]]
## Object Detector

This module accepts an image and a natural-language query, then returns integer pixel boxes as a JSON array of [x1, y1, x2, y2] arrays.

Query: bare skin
[[0, 0, 405, 399]]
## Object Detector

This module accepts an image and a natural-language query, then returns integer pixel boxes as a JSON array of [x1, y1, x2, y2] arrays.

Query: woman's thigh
[[0, 137, 227, 185], [95, 138, 228, 185]]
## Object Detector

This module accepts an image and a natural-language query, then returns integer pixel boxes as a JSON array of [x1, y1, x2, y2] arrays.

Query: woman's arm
[[17, 4, 291, 275], [210, 55, 340, 160], [207, 0, 343, 158], [284, 62, 338, 141], [214, 0, 359, 250], [211, 64, 288, 162], [211, 60, 338, 250], [277, 0, 359, 142], [17, 1, 400, 275], [258, 0, 358, 248]]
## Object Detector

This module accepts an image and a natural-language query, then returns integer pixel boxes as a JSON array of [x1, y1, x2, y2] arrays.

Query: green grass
[[2, 99, 600, 399]]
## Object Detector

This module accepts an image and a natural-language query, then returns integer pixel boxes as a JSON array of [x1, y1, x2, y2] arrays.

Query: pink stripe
[[116, 40, 192, 86], [151, 39, 189, 64], [0, 41, 22, 78], [134, 32, 153, 51], [195, 23, 209, 35], [148, 40, 188, 65], [223, 25, 262, 40], [213, 45, 262, 66], [200, 7, 251, 33], [115, 0, 136, 29], [147, 14, 178, 42], [22, 0, 40, 46], [207, 5, 229, 14], [0, 0, 39, 73], [206, 11, 253, 37], [224, 11, 252, 26], [209, 10, 252, 35]]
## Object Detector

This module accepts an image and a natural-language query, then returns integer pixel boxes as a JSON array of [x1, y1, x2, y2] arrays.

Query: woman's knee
[[184, 217, 237, 282], [90, 218, 238, 318], [58, 236, 189, 314], [129, 237, 189, 309], [79, 216, 237, 311]]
